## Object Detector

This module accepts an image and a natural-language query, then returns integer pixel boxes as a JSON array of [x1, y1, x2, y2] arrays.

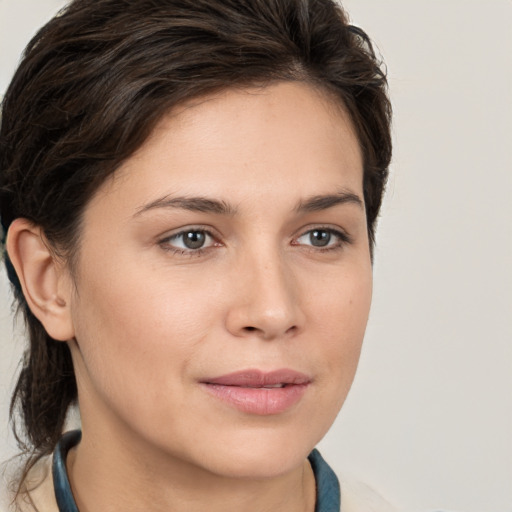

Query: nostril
[[241, 324, 298, 337]]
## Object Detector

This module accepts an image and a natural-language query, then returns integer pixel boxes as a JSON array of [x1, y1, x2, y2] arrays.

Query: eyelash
[[292, 227, 352, 252], [158, 226, 352, 257], [158, 226, 218, 257]]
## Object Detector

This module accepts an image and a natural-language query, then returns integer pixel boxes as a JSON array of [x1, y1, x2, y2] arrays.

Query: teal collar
[[52, 430, 81, 512], [308, 448, 341, 512]]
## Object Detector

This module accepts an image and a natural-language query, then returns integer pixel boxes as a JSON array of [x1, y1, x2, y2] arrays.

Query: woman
[[0, 0, 392, 510]]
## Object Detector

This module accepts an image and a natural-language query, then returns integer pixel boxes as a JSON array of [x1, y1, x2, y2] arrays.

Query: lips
[[200, 369, 311, 415]]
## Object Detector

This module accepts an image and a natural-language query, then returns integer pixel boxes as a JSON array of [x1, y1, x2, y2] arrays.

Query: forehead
[[88, 81, 363, 215]]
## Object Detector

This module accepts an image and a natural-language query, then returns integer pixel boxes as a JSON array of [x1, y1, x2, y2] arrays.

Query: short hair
[[0, 0, 391, 476]]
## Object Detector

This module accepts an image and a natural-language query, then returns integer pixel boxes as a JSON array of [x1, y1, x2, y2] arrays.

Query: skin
[[9, 81, 372, 512]]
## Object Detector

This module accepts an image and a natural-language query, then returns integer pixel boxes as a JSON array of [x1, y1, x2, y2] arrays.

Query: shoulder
[[339, 475, 397, 512], [0, 456, 57, 512], [309, 449, 397, 512]]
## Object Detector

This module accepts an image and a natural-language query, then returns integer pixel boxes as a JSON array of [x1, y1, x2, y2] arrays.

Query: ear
[[6, 218, 75, 341]]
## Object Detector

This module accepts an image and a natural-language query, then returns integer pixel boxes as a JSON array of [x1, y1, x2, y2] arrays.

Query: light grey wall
[[1, 1, 511, 511]]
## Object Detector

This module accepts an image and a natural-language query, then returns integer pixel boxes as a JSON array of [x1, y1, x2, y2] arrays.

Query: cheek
[[68, 257, 217, 412], [305, 258, 372, 339], [74, 251, 216, 341], [305, 263, 372, 393]]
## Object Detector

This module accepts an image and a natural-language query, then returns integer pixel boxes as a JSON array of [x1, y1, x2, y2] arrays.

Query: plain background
[[0, 1, 511, 511]]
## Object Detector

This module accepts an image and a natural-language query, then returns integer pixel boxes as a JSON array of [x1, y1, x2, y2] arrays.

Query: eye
[[294, 227, 350, 250], [160, 229, 216, 252], [303, 229, 332, 247]]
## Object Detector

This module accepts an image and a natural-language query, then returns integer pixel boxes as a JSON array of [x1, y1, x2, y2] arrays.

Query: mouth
[[200, 369, 311, 415]]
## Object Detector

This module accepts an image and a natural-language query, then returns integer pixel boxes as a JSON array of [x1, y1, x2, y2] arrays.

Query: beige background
[[1, 1, 511, 510]]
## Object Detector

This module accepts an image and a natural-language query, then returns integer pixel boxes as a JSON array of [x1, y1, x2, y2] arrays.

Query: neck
[[66, 424, 316, 512]]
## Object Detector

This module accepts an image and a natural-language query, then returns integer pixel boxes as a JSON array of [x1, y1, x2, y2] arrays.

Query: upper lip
[[201, 369, 311, 387]]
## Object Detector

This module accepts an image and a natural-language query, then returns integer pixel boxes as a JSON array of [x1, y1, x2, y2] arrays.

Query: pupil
[[310, 230, 330, 247], [184, 231, 205, 249]]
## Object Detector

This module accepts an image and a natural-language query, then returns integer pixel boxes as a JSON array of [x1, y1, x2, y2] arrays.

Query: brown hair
[[0, 0, 391, 494]]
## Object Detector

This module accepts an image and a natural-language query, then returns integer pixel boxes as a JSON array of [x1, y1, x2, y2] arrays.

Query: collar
[[308, 448, 341, 512], [52, 430, 80, 512]]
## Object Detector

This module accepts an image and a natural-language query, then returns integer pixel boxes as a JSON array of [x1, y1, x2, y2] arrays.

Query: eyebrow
[[134, 195, 237, 217], [134, 190, 363, 218], [295, 191, 364, 213]]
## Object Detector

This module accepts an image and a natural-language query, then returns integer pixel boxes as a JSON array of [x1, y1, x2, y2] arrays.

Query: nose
[[225, 248, 304, 340]]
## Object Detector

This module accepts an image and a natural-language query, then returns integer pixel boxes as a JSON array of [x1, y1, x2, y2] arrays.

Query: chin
[[190, 428, 321, 480], [207, 450, 308, 480]]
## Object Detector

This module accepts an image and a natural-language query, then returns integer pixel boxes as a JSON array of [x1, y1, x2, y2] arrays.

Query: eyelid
[[156, 224, 352, 256], [292, 225, 352, 249], [158, 225, 221, 254]]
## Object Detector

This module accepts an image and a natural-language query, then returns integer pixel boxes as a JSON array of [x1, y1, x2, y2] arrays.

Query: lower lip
[[201, 383, 309, 415]]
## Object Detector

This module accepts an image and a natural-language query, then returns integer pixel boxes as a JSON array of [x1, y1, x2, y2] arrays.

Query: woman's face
[[66, 81, 372, 478]]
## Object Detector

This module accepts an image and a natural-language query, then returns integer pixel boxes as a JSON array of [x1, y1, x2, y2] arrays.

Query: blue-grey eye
[[309, 229, 331, 247], [164, 229, 214, 251], [295, 228, 347, 249], [182, 230, 207, 249]]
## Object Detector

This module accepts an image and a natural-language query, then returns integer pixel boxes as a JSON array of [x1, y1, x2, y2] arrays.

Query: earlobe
[[6, 218, 75, 341]]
